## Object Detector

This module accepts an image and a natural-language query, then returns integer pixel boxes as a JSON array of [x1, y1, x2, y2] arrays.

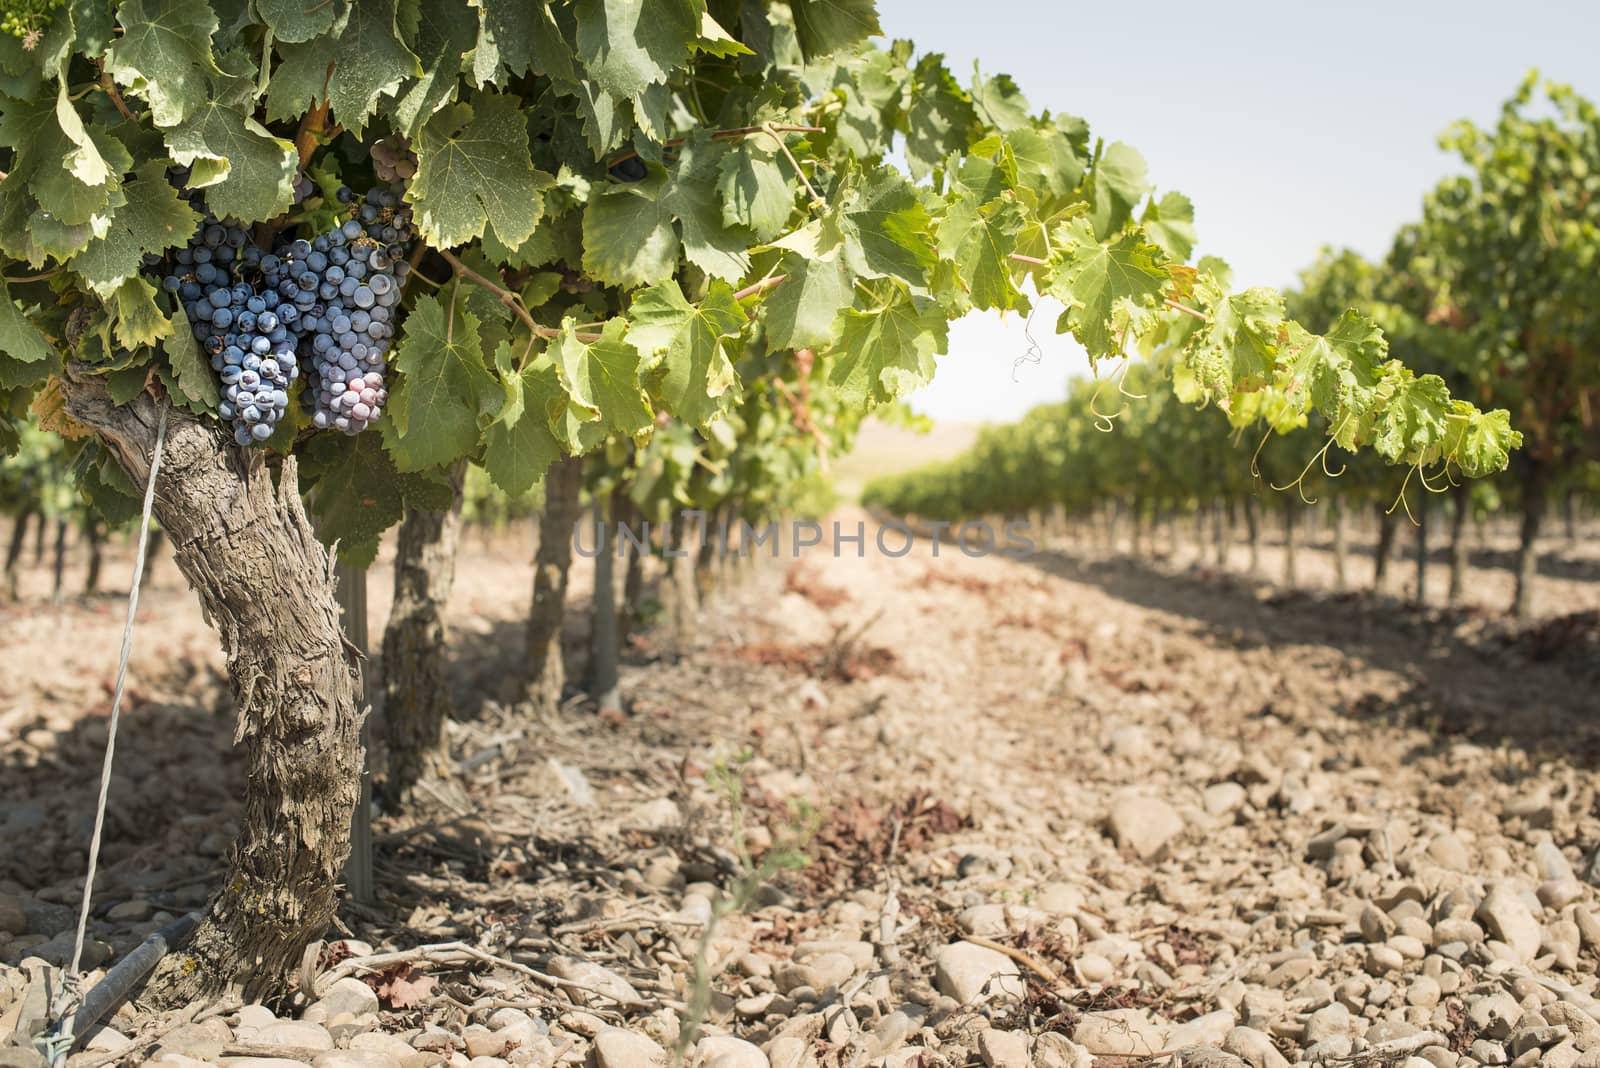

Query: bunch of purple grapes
[[146, 177, 414, 443], [157, 217, 300, 444], [272, 185, 413, 434]]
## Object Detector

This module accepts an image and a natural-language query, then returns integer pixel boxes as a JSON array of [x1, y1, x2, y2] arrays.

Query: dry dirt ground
[[2, 512, 1599, 1068]]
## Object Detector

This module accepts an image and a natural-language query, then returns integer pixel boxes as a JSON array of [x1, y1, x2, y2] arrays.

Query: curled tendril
[[1416, 460, 1454, 494], [1386, 465, 1421, 526], [1320, 416, 1352, 479], [1114, 359, 1147, 401], [1249, 425, 1273, 479], [1012, 302, 1044, 383], [1271, 437, 1342, 505], [1087, 368, 1127, 433]]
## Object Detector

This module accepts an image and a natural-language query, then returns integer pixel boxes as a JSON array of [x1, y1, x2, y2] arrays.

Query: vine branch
[[606, 123, 826, 168]]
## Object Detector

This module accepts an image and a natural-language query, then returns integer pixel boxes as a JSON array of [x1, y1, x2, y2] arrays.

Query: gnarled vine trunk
[[84, 518, 103, 596], [1243, 497, 1261, 575], [380, 461, 466, 807], [1282, 506, 1298, 587], [1373, 505, 1398, 593], [1414, 492, 1429, 606], [1447, 486, 1470, 606], [527, 456, 583, 710], [1513, 469, 1546, 619], [1330, 498, 1348, 592], [60, 377, 363, 1007], [4, 508, 30, 599], [589, 490, 621, 714]]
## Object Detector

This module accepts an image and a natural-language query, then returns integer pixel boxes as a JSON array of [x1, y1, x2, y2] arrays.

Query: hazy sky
[[883, 0, 1600, 423]]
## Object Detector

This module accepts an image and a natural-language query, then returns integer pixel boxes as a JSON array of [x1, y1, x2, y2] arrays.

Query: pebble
[[547, 958, 640, 1006], [1072, 953, 1113, 983], [1106, 795, 1185, 858], [311, 977, 381, 1020], [1073, 1009, 1167, 1056], [931, 941, 1023, 1003], [977, 1028, 1030, 1067], [253, 1020, 334, 1050], [1477, 885, 1544, 962], [695, 1034, 768, 1067], [591, 1027, 667, 1067], [312, 1052, 398, 1068]]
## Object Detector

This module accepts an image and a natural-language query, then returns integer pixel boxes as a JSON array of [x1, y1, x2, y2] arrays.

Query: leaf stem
[[732, 273, 787, 303], [606, 124, 826, 168], [294, 89, 331, 170], [97, 62, 136, 122], [2, 268, 62, 284], [1008, 253, 1049, 266], [1163, 298, 1208, 321], [764, 122, 825, 208], [436, 248, 598, 342]]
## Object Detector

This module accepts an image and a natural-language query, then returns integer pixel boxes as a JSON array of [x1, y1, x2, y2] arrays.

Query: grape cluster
[[146, 176, 415, 444], [158, 218, 300, 444], [370, 137, 417, 183], [279, 186, 414, 433]]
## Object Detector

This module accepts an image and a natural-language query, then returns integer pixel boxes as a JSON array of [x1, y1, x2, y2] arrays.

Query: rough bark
[[665, 510, 699, 651], [693, 508, 720, 608], [50, 517, 67, 601], [58, 378, 363, 1007], [1447, 487, 1470, 606], [1373, 505, 1398, 593], [1330, 498, 1348, 593], [526, 456, 583, 710], [380, 461, 467, 807], [139, 526, 165, 591], [617, 500, 646, 643], [589, 491, 621, 714], [1414, 492, 1429, 607], [1513, 470, 1546, 619], [83, 518, 103, 596], [4, 508, 31, 599], [1283, 507, 1298, 587], [1212, 500, 1228, 568], [32, 507, 46, 565], [1244, 498, 1261, 575]]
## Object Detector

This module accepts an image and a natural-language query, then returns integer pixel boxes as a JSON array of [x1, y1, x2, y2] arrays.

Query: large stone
[[252, 1020, 334, 1051], [592, 1028, 667, 1068], [1222, 1027, 1290, 1068], [1476, 885, 1542, 962], [0, 896, 28, 936], [310, 978, 381, 1021], [312, 1052, 399, 1068], [696, 1035, 768, 1068], [548, 958, 641, 1007], [1106, 796, 1185, 859], [976, 1028, 1029, 1067], [932, 942, 1024, 1004], [1031, 1033, 1093, 1068], [1073, 1009, 1167, 1056]]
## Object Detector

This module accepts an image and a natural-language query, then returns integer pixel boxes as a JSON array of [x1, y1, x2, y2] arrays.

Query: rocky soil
[[2, 514, 1598, 1068]]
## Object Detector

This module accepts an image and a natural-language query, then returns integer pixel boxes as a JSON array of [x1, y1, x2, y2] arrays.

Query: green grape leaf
[[697, 11, 752, 57], [903, 54, 976, 180], [969, 71, 1030, 133], [1141, 191, 1197, 262], [105, 0, 221, 128], [409, 94, 550, 250], [255, 0, 338, 42], [165, 102, 297, 222], [1090, 141, 1151, 237], [162, 304, 219, 410], [937, 192, 1027, 311], [630, 278, 744, 430], [111, 277, 173, 350], [840, 167, 936, 287], [0, 282, 57, 369], [789, 0, 882, 59], [384, 292, 501, 470], [1046, 218, 1169, 357], [826, 290, 946, 407], [553, 318, 654, 435], [1000, 126, 1082, 209], [482, 343, 565, 496], [1372, 369, 1453, 465], [391, 0, 475, 135], [326, 0, 422, 135], [303, 433, 456, 567], [762, 249, 852, 350], [69, 163, 200, 298], [716, 140, 793, 242], [1445, 405, 1521, 479], [582, 168, 678, 287], [662, 138, 752, 281], [573, 0, 700, 99], [1185, 287, 1285, 396]]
